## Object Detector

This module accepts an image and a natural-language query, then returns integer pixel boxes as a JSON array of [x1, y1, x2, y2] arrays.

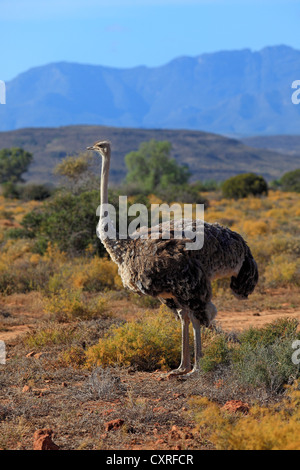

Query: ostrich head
[[87, 140, 111, 159]]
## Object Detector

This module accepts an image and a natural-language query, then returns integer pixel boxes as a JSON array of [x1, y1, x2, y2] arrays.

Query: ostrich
[[87, 140, 258, 377]]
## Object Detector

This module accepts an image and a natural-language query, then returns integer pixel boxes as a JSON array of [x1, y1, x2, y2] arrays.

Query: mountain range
[[1, 45, 300, 136]]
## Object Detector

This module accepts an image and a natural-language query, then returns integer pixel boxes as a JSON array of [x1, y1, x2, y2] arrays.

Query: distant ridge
[[1, 45, 300, 136], [0, 125, 298, 185]]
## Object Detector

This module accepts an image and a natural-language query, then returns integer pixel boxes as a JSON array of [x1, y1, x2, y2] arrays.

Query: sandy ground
[[1, 295, 299, 343]]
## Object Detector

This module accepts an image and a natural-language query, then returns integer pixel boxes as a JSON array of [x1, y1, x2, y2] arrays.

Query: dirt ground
[[1, 289, 299, 450], [1, 288, 299, 343]]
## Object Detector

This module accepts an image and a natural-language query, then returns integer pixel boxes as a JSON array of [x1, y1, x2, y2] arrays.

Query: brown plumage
[[87, 141, 258, 377]]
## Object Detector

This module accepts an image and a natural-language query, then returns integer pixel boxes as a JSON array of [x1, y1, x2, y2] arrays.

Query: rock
[[33, 429, 59, 450], [105, 419, 125, 432], [22, 385, 30, 393], [222, 400, 249, 414]]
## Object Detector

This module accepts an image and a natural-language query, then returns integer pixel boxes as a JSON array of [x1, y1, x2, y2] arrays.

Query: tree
[[125, 140, 190, 193], [0, 148, 33, 183], [222, 173, 268, 199], [280, 169, 300, 193], [53, 152, 96, 193]]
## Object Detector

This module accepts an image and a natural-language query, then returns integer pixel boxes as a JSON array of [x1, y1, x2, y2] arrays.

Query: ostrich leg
[[189, 314, 202, 375], [178, 314, 202, 378], [167, 310, 192, 376], [184, 303, 217, 377]]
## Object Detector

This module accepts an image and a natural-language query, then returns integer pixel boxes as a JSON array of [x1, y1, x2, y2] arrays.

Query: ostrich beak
[[86, 146, 94, 150]]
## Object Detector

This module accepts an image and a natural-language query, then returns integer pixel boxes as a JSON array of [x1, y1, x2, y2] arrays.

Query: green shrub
[[16, 190, 105, 256], [200, 334, 230, 372], [1, 181, 22, 199], [232, 318, 300, 392], [280, 168, 300, 193], [232, 338, 300, 393], [20, 183, 53, 201], [238, 318, 299, 348], [222, 173, 268, 199]]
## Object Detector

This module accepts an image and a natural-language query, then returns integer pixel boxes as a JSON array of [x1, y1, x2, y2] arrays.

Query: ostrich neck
[[98, 151, 125, 264], [100, 153, 110, 206]]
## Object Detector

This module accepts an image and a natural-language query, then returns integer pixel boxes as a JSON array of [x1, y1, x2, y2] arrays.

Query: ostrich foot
[[177, 367, 200, 380], [165, 367, 192, 378]]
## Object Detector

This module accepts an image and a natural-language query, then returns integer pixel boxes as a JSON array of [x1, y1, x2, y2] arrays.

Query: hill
[[242, 135, 300, 156], [0, 125, 298, 185], [1, 45, 300, 136]]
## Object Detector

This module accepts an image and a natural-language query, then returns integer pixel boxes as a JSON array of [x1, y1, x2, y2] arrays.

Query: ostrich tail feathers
[[230, 249, 258, 300]]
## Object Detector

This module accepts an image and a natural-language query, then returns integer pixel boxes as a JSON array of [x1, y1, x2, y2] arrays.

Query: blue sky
[[1, 0, 300, 81]]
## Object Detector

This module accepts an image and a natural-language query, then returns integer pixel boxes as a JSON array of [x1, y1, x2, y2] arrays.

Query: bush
[[264, 254, 299, 287], [199, 333, 230, 373], [71, 257, 120, 292], [280, 168, 300, 193], [0, 147, 33, 184], [190, 382, 300, 450], [0, 246, 54, 294], [86, 306, 182, 371], [222, 173, 268, 199], [17, 190, 105, 256], [232, 338, 300, 393], [43, 289, 108, 321], [20, 183, 53, 201], [2, 181, 52, 201], [1, 182, 22, 199], [24, 323, 79, 349], [232, 318, 300, 392]]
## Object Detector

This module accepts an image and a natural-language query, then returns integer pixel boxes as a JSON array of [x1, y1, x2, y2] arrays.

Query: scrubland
[[0, 190, 299, 450]]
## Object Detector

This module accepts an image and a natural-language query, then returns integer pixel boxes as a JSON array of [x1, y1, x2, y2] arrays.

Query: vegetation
[[221, 172, 268, 199], [280, 168, 300, 193], [190, 382, 300, 450], [0, 148, 33, 183], [0, 145, 300, 450], [125, 140, 191, 194], [2, 182, 52, 201], [86, 305, 182, 371], [53, 152, 96, 193], [7, 190, 105, 256]]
